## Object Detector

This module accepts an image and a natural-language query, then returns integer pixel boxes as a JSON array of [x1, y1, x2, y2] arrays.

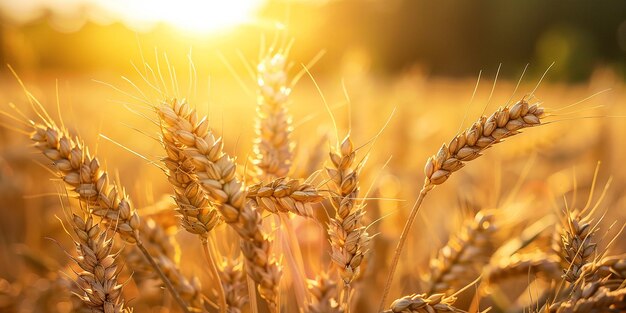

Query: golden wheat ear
[[384, 293, 466, 313], [381, 97, 548, 311], [66, 213, 131, 313], [3, 72, 198, 313], [548, 282, 626, 312], [252, 51, 295, 180], [247, 177, 323, 217], [156, 98, 227, 312], [307, 272, 343, 313], [428, 210, 497, 295], [157, 99, 282, 312]]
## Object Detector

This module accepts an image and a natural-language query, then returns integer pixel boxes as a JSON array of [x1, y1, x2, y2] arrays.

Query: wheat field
[[1, 3, 626, 312]]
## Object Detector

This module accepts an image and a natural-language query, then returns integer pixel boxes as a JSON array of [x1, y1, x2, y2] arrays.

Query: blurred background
[[1, 1, 626, 312], [0, 0, 625, 80]]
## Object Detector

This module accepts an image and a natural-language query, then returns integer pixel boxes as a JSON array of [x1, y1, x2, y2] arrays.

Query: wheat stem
[[379, 187, 429, 312], [202, 240, 227, 313], [136, 239, 191, 313], [278, 214, 309, 308]]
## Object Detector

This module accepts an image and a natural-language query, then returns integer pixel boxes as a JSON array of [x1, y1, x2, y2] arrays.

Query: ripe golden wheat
[[1, 49, 625, 313]]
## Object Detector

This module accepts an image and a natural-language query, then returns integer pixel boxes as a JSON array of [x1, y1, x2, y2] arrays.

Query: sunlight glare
[[100, 0, 265, 34]]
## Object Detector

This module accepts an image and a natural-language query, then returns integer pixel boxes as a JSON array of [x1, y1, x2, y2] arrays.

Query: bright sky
[[0, 0, 266, 33]]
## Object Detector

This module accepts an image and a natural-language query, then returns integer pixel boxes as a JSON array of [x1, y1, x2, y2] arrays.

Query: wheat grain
[[554, 209, 597, 283], [381, 98, 546, 309], [160, 100, 221, 237], [549, 281, 626, 313], [584, 256, 626, 281], [327, 135, 371, 286], [423, 99, 544, 187], [384, 293, 465, 313], [30, 122, 192, 312], [247, 177, 323, 217], [68, 214, 129, 313], [307, 272, 343, 313], [158, 98, 226, 312], [157, 99, 282, 311], [31, 124, 141, 243]]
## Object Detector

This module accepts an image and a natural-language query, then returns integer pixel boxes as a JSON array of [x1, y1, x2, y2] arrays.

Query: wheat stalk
[[554, 209, 597, 283], [160, 100, 221, 237], [327, 136, 371, 289], [485, 252, 561, 285], [384, 293, 466, 313], [549, 281, 626, 312], [252, 52, 294, 179], [30, 122, 192, 313], [158, 98, 226, 312], [67, 214, 129, 313], [307, 272, 344, 313], [380, 98, 545, 309], [247, 177, 323, 217], [428, 210, 496, 294], [125, 217, 205, 309], [157, 99, 282, 311], [219, 257, 248, 313]]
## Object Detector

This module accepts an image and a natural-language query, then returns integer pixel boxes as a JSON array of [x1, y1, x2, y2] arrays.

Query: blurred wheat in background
[[1, 1, 626, 313]]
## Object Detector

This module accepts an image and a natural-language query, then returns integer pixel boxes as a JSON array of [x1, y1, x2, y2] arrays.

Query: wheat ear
[[307, 272, 344, 313], [327, 135, 371, 308], [219, 257, 249, 313], [160, 100, 221, 237], [67, 214, 129, 313], [580, 255, 626, 284], [485, 252, 561, 285], [31, 122, 191, 313], [380, 98, 545, 310], [157, 100, 282, 311], [554, 209, 597, 283], [384, 293, 466, 313], [247, 177, 323, 217], [428, 210, 496, 294], [549, 281, 626, 312], [159, 98, 226, 312], [253, 52, 294, 179]]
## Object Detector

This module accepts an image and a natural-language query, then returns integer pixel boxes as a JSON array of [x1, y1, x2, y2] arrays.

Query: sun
[[100, 0, 265, 34]]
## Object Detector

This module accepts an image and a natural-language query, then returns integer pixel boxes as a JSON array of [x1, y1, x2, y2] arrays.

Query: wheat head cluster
[[0, 45, 625, 313]]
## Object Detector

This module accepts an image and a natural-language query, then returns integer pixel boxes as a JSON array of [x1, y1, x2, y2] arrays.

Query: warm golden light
[[0, 0, 265, 34], [101, 0, 265, 33]]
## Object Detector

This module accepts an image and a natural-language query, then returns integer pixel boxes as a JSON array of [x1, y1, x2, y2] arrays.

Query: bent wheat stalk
[[157, 100, 282, 311], [384, 293, 466, 313], [31, 122, 191, 313], [380, 98, 545, 310], [158, 98, 226, 312]]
